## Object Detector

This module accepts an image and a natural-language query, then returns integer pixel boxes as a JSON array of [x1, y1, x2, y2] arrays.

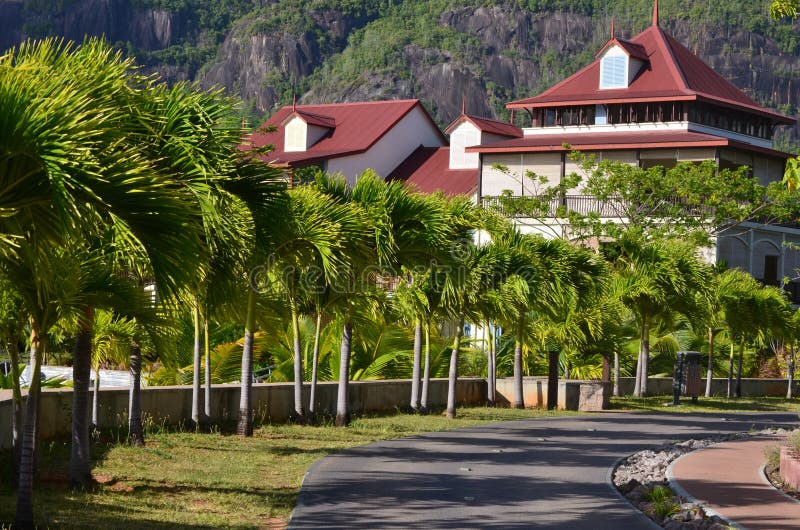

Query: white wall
[[327, 105, 445, 184], [284, 116, 307, 152], [449, 121, 481, 169]]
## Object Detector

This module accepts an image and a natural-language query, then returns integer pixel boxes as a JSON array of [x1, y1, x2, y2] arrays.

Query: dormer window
[[598, 42, 646, 90], [600, 54, 627, 89], [282, 110, 335, 152], [600, 46, 630, 89]]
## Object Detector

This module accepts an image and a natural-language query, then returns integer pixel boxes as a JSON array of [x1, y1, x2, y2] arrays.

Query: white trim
[[687, 122, 773, 149], [522, 121, 689, 136], [520, 121, 774, 150]]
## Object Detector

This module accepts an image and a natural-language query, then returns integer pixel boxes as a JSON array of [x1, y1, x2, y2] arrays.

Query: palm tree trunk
[[420, 322, 431, 414], [290, 299, 305, 421], [191, 298, 202, 430], [237, 289, 257, 437], [705, 327, 715, 398], [91, 367, 100, 429], [7, 340, 23, 487], [70, 306, 93, 489], [410, 321, 422, 412], [309, 312, 323, 416], [128, 341, 144, 447], [634, 316, 649, 397], [633, 348, 643, 397], [727, 341, 735, 398], [16, 327, 42, 527], [735, 337, 744, 398], [547, 348, 559, 410], [335, 319, 353, 427], [445, 315, 466, 419], [513, 337, 524, 409], [487, 323, 495, 407], [613, 351, 620, 397], [204, 314, 211, 423], [787, 342, 795, 400]]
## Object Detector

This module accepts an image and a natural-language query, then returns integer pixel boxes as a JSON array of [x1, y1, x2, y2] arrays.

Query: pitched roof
[[388, 146, 478, 196], [466, 130, 792, 158], [245, 99, 446, 166], [445, 114, 523, 138], [282, 109, 336, 128], [597, 38, 649, 61], [508, 25, 793, 124]]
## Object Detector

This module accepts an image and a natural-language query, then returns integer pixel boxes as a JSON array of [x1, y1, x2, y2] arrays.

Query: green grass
[[0, 407, 573, 529], [610, 395, 800, 413]]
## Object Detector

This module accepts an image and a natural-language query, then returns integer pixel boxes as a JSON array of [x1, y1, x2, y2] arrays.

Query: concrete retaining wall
[[494, 377, 609, 411], [0, 378, 486, 449], [615, 377, 800, 397]]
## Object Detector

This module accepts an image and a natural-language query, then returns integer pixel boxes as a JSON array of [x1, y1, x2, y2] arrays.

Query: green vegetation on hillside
[[11, 0, 800, 126]]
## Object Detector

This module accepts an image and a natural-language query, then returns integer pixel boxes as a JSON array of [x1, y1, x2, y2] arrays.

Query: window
[[600, 54, 627, 89]]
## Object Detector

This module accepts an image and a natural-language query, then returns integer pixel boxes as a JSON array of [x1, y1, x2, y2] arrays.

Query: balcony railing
[[481, 194, 706, 219], [481, 195, 626, 218]]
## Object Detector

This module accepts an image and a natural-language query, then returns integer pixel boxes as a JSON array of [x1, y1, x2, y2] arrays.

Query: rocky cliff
[[2, 0, 799, 140]]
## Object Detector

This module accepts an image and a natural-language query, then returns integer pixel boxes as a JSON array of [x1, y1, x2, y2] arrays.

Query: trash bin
[[672, 351, 702, 405]]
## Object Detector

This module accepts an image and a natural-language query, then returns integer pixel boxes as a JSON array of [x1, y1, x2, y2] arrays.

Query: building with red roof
[[470, 2, 800, 299], [245, 3, 800, 297], [246, 99, 447, 186]]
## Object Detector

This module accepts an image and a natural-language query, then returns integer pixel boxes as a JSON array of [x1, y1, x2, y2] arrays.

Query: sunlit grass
[[0, 406, 574, 529], [610, 395, 800, 413]]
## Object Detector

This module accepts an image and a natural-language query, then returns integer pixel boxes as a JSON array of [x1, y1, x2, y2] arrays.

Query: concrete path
[[289, 413, 799, 529], [670, 436, 800, 530]]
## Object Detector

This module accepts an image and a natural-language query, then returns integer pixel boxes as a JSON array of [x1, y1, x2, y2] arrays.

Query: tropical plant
[[607, 230, 708, 397]]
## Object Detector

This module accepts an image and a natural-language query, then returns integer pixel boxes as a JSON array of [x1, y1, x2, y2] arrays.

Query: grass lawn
[[0, 407, 573, 529], [610, 395, 800, 413]]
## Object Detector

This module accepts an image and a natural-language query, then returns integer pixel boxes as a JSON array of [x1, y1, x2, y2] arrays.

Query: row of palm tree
[[4, 36, 800, 528]]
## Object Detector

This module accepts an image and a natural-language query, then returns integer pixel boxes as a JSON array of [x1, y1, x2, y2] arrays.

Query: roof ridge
[[644, 25, 689, 91]]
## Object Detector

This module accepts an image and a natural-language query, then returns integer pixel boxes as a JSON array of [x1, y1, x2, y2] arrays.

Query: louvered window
[[600, 55, 627, 89]]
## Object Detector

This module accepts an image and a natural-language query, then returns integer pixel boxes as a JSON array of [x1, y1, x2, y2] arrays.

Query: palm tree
[[0, 275, 26, 485], [266, 185, 364, 421], [316, 172, 444, 426], [609, 231, 708, 397]]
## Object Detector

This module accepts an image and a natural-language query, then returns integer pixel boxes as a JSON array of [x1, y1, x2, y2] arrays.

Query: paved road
[[289, 412, 799, 529]]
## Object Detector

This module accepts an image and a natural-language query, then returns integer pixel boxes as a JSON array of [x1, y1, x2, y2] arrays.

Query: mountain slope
[[3, 0, 799, 143]]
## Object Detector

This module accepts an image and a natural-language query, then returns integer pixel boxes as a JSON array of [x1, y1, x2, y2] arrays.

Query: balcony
[[481, 194, 706, 219]]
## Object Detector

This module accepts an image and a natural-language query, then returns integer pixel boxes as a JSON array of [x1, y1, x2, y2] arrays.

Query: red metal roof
[[445, 114, 523, 138], [281, 109, 336, 128], [245, 99, 446, 166], [508, 25, 793, 124], [596, 38, 649, 61], [388, 146, 478, 196], [466, 130, 792, 158]]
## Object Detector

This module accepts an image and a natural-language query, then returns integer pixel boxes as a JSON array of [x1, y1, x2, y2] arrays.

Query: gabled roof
[[445, 114, 523, 138], [596, 38, 649, 61], [281, 109, 336, 128], [388, 146, 478, 196], [508, 25, 793, 124], [466, 130, 792, 159], [246, 99, 447, 166]]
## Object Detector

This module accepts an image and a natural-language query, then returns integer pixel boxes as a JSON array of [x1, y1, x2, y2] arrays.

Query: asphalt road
[[289, 412, 799, 529]]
